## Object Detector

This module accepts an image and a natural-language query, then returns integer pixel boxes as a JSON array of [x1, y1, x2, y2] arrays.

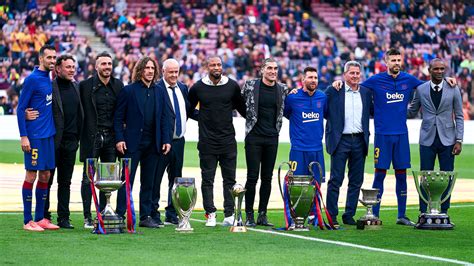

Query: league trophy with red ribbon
[[357, 188, 382, 230], [86, 158, 131, 234]]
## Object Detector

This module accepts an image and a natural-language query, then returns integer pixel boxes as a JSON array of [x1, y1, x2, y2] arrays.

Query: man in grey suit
[[408, 58, 464, 214]]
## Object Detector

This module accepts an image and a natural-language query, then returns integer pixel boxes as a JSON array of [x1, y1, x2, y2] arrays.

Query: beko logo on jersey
[[302, 112, 319, 123], [386, 92, 404, 103], [46, 93, 52, 105]]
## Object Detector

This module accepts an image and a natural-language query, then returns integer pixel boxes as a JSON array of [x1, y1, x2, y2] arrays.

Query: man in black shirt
[[241, 58, 287, 227], [188, 55, 246, 227], [25, 54, 83, 229], [79, 52, 124, 228]]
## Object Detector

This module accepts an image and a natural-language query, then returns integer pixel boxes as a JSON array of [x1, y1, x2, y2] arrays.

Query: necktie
[[170, 86, 182, 137], [434, 85, 440, 92]]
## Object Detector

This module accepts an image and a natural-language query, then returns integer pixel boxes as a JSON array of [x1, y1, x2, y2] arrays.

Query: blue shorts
[[24, 137, 55, 171], [289, 149, 325, 183], [374, 133, 410, 170]]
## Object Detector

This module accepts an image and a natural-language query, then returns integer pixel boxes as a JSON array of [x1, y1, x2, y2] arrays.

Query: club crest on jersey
[[302, 111, 320, 123], [317, 101, 322, 108], [401, 84, 408, 90], [386, 92, 404, 103]]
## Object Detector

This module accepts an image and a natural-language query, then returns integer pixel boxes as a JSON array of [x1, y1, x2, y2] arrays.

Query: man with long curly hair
[[114, 56, 172, 228]]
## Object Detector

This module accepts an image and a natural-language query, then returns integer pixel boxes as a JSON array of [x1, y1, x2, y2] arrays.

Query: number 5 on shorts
[[31, 149, 38, 160]]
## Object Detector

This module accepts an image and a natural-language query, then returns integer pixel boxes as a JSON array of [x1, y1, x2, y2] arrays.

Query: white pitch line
[[190, 218, 474, 266]]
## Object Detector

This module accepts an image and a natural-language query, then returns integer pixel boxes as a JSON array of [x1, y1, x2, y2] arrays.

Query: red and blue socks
[[34, 181, 49, 222], [395, 169, 408, 219], [372, 168, 387, 217], [22, 181, 34, 225]]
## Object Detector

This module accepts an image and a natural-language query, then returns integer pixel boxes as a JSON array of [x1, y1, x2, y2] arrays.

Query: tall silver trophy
[[171, 177, 197, 232], [86, 158, 130, 234], [230, 184, 247, 233], [357, 188, 382, 230], [413, 171, 457, 230]]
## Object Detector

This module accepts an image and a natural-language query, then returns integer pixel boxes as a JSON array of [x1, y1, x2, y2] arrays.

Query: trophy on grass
[[171, 177, 197, 232], [230, 184, 247, 233], [86, 158, 130, 234], [277, 161, 319, 231], [357, 188, 383, 230], [413, 171, 457, 230]]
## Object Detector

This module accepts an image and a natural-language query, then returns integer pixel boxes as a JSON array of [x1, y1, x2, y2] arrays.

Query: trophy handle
[[308, 161, 323, 184], [86, 158, 98, 183], [441, 172, 457, 204], [278, 162, 292, 201], [413, 171, 429, 205]]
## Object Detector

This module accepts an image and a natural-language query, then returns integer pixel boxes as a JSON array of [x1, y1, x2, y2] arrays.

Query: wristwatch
[[456, 139, 463, 144]]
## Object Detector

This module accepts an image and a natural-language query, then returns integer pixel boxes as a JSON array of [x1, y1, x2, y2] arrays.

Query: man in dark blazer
[[114, 56, 172, 228], [152, 58, 189, 225], [325, 61, 373, 226], [26, 54, 83, 229], [79, 52, 124, 228], [408, 58, 464, 215]]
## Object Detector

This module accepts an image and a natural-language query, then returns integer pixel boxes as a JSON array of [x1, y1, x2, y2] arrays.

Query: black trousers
[[419, 133, 455, 213], [81, 129, 116, 220], [152, 137, 185, 220], [44, 134, 79, 221], [326, 134, 365, 221], [117, 139, 159, 221], [244, 133, 278, 214], [200, 151, 237, 217]]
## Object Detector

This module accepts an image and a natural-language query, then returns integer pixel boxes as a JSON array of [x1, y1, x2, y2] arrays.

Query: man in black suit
[[325, 61, 372, 226], [152, 58, 189, 225], [26, 54, 83, 229], [114, 56, 172, 228], [79, 52, 124, 229]]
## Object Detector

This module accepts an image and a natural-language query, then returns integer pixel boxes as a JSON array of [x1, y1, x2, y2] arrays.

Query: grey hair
[[344, 61, 362, 72], [162, 58, 180, 71]]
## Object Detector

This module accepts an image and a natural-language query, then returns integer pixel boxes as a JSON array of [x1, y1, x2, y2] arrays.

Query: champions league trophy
[[171, 177, 197, 232], [277, 161, 319, 231], [413, 171, 457, 230], [357, 188, 383, 230], [86, 158, 130, 234], [230, 184, 247, 233]]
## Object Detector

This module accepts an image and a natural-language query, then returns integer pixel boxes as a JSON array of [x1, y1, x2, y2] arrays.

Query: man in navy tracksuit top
[[283, 66, 327, 228]]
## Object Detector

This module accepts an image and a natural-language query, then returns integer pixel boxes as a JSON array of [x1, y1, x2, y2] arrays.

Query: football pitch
[[0, 205, 473, 265]]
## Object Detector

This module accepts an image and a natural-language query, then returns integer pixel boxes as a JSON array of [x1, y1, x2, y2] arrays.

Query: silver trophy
[[171, 177, 197, 232], [87, 158, 130, 234], [357, 188, 382, 230], [230, 184, 247, 233]]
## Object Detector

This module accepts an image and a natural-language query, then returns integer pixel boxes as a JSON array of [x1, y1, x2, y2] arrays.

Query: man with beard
[[408, 58, 463, 217], [79, 52, 124, 229], [241, 58, 287, 227], [283, 66, 327, 229], [17, 45, 59, 231], [115, 57, 172, 228], [332, 48, 457, 226], [26, 54, 83, 229], [188, 55, 246, 227]]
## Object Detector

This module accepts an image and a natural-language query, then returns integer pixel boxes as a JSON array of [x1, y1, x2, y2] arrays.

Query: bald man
[[151, 58, 190, 226]]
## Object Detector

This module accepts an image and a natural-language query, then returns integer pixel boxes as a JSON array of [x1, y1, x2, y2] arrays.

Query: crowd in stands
[[1, 0, 474, 119]]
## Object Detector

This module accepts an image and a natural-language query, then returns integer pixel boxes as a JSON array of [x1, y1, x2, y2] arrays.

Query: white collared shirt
[[430, 80, 444, 91], [164, 79, 187, 139], [342, 83, 363, 134]]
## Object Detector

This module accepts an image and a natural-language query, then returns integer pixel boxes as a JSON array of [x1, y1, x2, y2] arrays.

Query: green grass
[[1, 204, 473, 264], [2, 140, 474, 179]]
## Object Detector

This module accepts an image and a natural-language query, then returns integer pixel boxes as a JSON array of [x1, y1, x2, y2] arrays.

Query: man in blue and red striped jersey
[[16, 45, 59, 231]]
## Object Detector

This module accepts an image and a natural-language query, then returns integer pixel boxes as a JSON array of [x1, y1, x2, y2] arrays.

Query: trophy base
[[415, 213, 453, 230], [230, 226, 247, 233], [357, 218, 382, 230], [176, 227, 194, 233], [94, 215, 126, 234]]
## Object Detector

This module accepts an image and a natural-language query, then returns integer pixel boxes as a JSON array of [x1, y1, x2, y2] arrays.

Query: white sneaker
[[205, 212, 216, 227], [84, 218, 94, 229], [222, 214, 235, 226]]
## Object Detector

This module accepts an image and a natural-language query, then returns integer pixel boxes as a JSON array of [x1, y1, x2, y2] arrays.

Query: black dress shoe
[[256, 212, 274, 227], [342, 217, 357, 225], [165, 216, 179, 225], [139, 216, 160, 228], [57, 219, 74, 229], [245, 212, 256, 227], [152, 216, 165, 228]]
